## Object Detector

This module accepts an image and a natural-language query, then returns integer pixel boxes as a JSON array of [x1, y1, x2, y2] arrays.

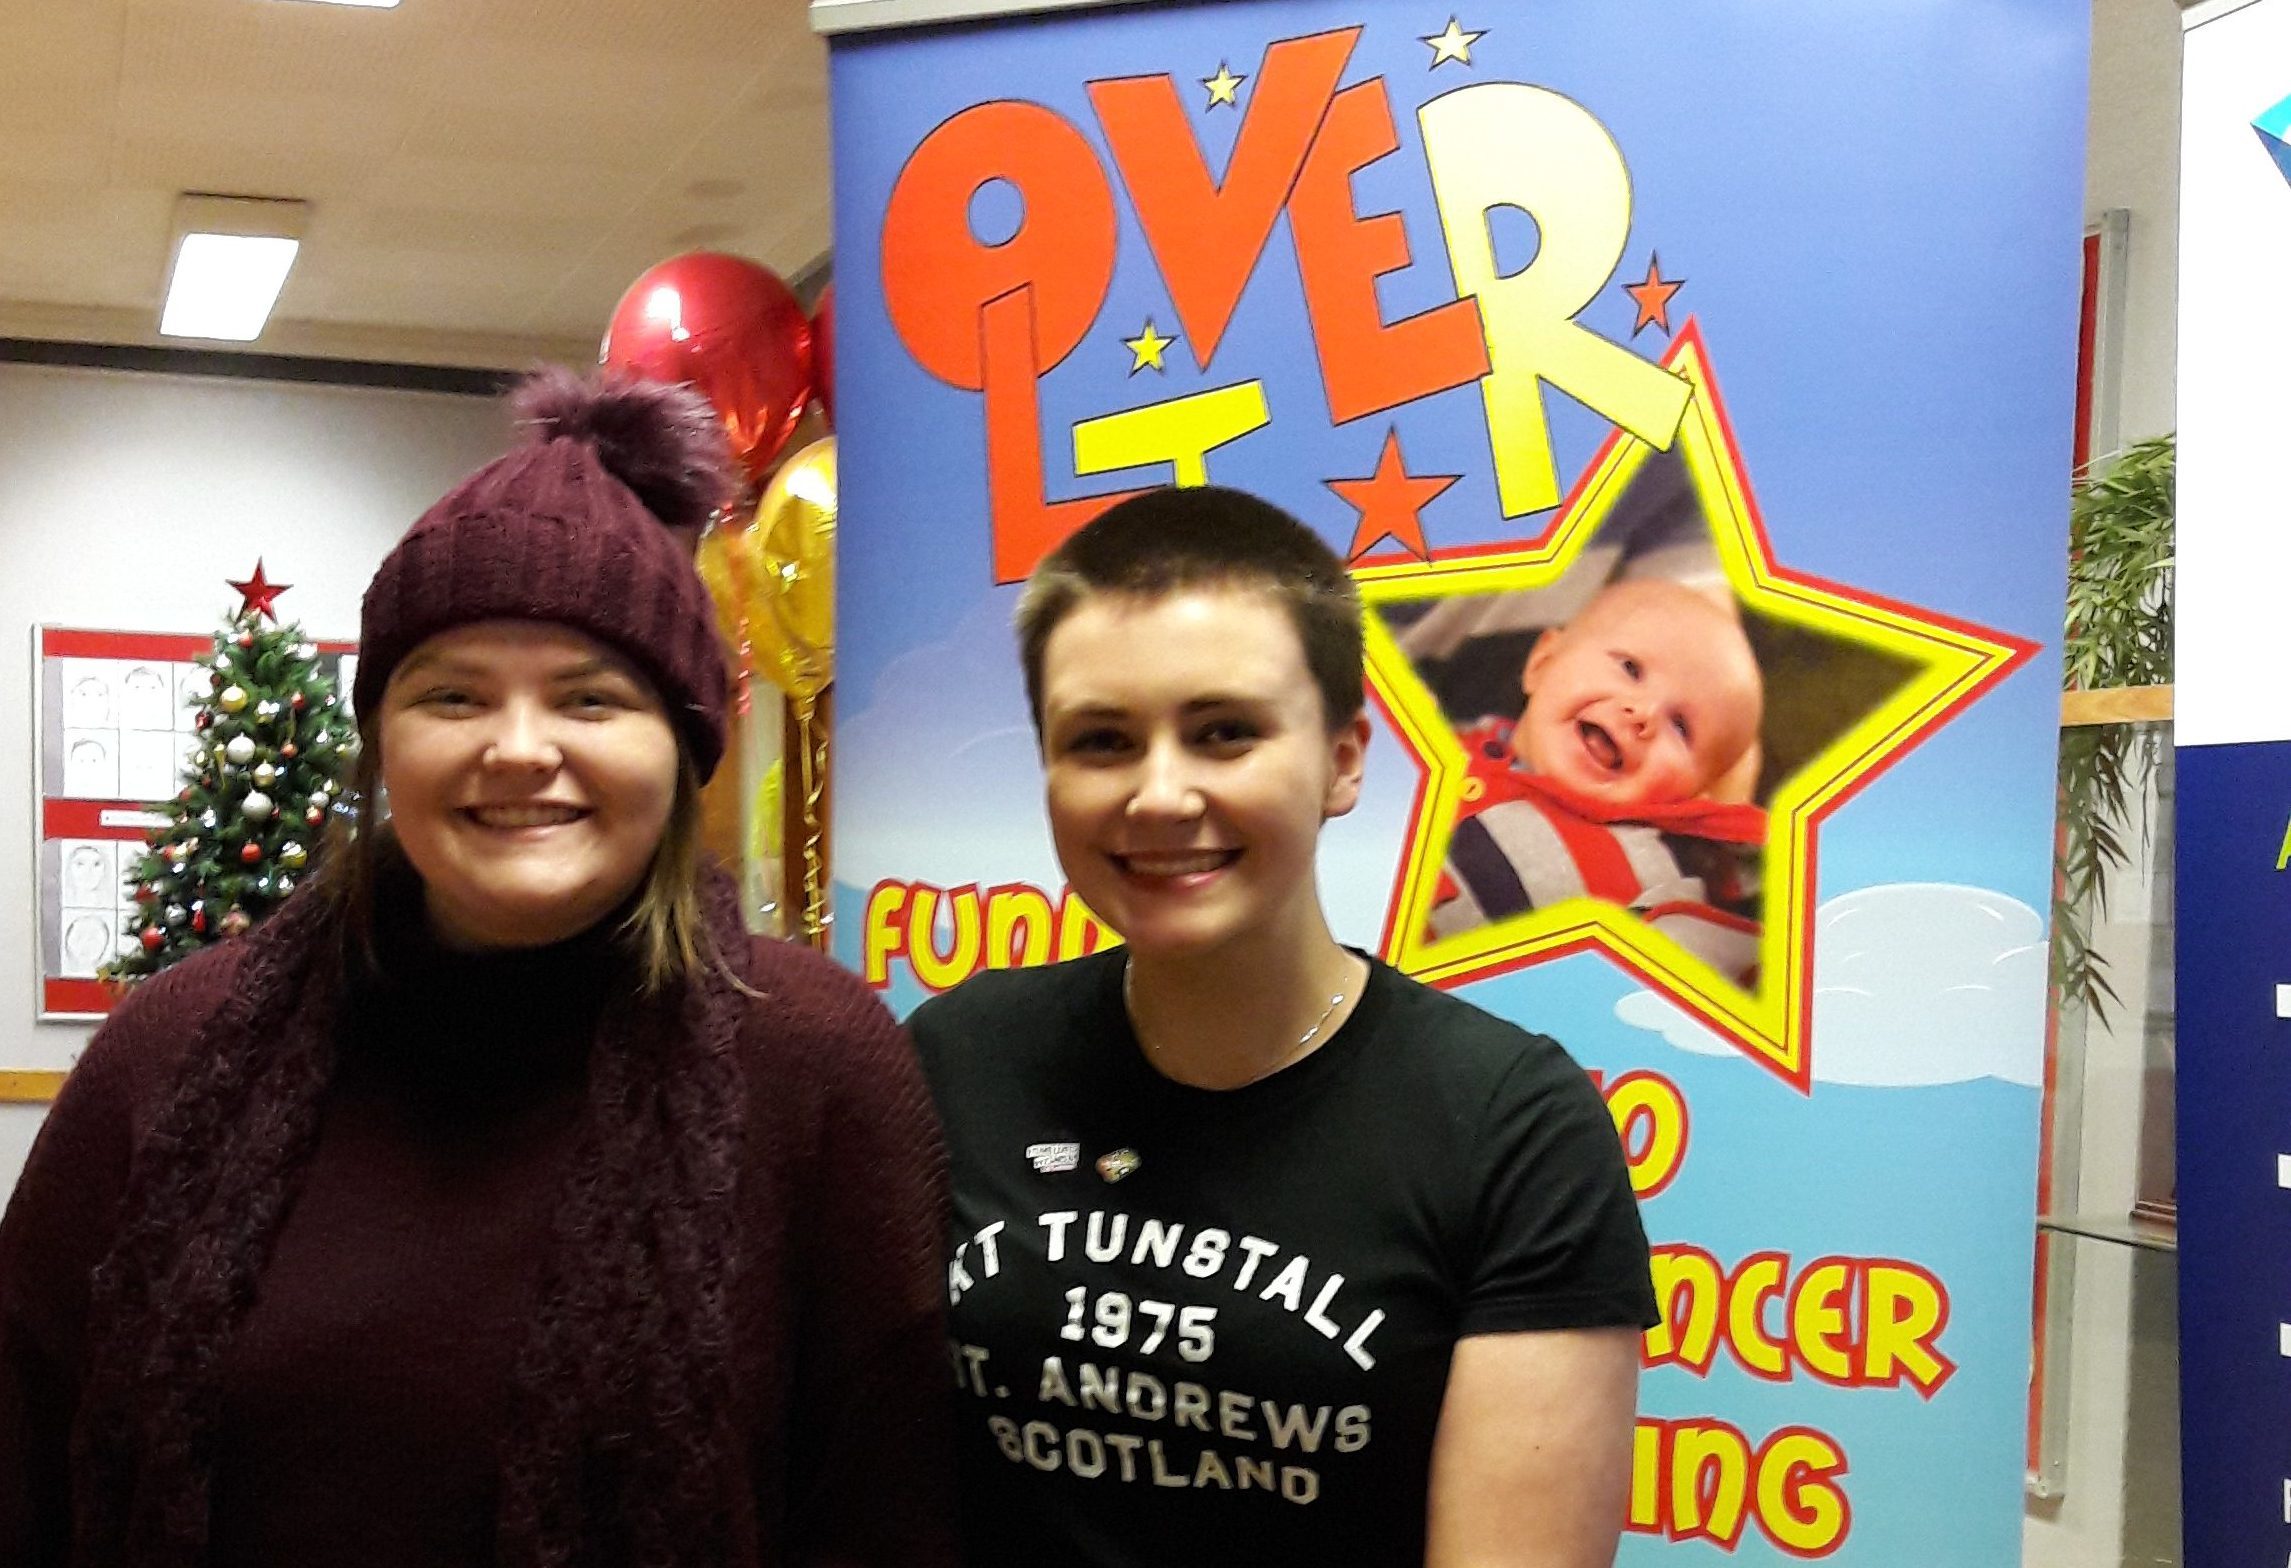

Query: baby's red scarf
[[1456, 719, 1769, 843], [1505, 768, 1768, 843]]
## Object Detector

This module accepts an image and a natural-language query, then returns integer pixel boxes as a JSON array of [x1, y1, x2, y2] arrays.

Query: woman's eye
[[421, 688, 475, 710], [1063, 728, 1129, 757], [566, 689, 623, 714], [1196, 718, 1260, 749]]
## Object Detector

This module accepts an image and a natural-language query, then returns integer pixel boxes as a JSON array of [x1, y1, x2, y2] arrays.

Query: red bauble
[[134, 883, 157, 902], [194, 711, 211, 731], [600, 251, 813, 482], [239, 842, 262, 865], [235, 633, 254, 650], [812, 282, 836, 427], [305, 806, 324, 826], [281, 742, 298, 759], [191, 909, 207, 934], [140, 927, 163, 951]]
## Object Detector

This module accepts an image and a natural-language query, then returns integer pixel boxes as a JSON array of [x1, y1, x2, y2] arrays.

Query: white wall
[[2174, 0, 2291, 745], [2087, 0, 2185, 452], [0, 360, 506, 1186]]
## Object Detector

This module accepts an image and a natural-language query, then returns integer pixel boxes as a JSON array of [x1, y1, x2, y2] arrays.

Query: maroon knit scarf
[[70, 870, 754, 1567]]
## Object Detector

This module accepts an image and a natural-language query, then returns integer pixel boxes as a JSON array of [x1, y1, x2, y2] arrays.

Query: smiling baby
[[1429, 579, 1770, 979]]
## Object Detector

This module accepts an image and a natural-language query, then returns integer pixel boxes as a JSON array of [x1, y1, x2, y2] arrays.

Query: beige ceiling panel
[[333, 204, 603, 259], [111, 87, 414, 203], [680, 96, 832, 168], [742, 205, 835, 275], [733, 36, 829, 108], [362, 154, 661, 221], [425, 36, 763, 133], [121, 79, 414, 160], [284, 264, 572, 338], [525, 227, 699, 306], [0, 187, 174, 309], [111, 132, 386, 207], [459, 0, 801, 63], [643, 85, 831, 180], [119, 0, 442, 101], [395, 98, 693, 171], [0, 15, 126, 120], [2, 0, 121, 27], [321, 236, 577, 289], [0, 129, 113, 191], [704, 101, 833, 177], [645, 111, 833, 258]]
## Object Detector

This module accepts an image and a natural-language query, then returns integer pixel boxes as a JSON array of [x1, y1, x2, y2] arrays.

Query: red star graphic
[[228, 560, 291, 623], [1328, 431, 1460, 561], [1623, 253, 1685, 338]]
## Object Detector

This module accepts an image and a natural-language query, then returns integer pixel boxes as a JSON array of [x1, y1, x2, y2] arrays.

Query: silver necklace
[[1122, 962, 1350, 1085]]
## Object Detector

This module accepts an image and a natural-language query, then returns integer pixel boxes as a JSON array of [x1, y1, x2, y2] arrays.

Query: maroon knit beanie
[[355, 368, 740, 780]]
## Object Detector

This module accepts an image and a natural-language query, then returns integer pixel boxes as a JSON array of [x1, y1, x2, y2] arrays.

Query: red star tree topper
[[228, 560, 291, 623]]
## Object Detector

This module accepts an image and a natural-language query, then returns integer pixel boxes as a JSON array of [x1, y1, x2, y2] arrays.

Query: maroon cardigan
[[0, 922, 955, 1567]]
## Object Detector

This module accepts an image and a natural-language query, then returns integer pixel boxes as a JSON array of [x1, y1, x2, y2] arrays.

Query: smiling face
[[1038, 588, 1368, 964], [1514, 581, 1763, 809], [378, 620, 680, 950]]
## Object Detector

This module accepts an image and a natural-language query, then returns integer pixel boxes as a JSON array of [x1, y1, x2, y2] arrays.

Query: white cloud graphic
[[1614, 883, 2046, 1087], [838, 592, 1064, 890]]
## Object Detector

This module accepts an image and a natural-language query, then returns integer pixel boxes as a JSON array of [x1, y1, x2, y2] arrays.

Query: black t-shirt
[[910, 950, 1657, 1568]]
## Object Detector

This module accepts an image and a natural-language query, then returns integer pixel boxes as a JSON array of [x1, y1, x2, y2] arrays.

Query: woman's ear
[[1323, 710, 1372, 820]]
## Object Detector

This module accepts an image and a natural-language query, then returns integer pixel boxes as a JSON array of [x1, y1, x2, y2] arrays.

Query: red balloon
[[812, 283, 836, 428], [601, 252, 814, 482]]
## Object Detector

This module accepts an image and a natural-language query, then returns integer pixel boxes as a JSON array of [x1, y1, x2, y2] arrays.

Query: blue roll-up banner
[[824, 1, 2087, 1559], [2177, 743, 2291, 1566]]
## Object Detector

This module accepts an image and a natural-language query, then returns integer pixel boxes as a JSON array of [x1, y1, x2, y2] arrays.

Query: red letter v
[[1088, 28, 1357, 369]]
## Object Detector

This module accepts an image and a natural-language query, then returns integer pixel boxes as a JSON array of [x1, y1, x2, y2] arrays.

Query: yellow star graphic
[[1422, 18, 1484, 68], [1123, 319, 1175, 374], [1202, 62, 1246, 108], [1357, 327, 2032, 1090]]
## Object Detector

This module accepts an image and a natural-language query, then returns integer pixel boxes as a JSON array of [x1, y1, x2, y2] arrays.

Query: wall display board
[[2176, 2, 2291, 1560], [824, 0, 2084, 1559], [32, 627, 354, 1022]]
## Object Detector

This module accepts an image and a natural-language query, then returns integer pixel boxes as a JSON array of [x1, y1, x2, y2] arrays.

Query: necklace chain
[[1123, 962, 1350, 1086]]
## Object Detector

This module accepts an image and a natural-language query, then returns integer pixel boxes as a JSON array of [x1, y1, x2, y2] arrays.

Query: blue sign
[[2178, 739, 2291, 1566]]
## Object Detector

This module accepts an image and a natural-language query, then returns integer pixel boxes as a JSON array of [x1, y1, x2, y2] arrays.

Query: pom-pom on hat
[[355, 368, 740, 780]]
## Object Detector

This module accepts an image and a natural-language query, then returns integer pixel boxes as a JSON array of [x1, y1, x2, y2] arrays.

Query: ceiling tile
[[0, 0, 836, 366]]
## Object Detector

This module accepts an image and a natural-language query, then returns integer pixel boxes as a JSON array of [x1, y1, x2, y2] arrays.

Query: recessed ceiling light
[[159, 195, 310, 343]]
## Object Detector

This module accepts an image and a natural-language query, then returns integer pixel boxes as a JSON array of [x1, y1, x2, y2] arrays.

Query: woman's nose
[[1126, 739, 1203, 819], [482, 699, 562, 772]]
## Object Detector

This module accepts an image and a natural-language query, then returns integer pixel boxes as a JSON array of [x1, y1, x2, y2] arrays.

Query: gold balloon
[[693, 510, 754, 663], [747, 436, 836, 702]]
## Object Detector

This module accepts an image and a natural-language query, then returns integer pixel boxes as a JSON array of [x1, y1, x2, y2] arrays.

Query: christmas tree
[[106, 563, 356, 981]]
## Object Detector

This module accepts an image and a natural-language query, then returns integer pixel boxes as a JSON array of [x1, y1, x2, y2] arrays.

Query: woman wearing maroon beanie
[[0, 372, 955, 1568]]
